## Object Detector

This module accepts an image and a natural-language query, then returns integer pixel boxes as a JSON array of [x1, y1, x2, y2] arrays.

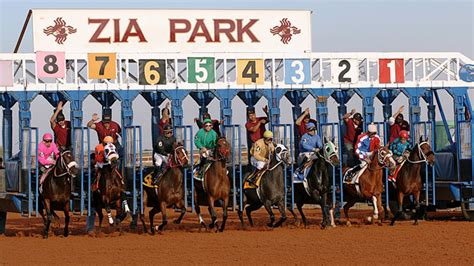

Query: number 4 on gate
[[88, 53, 117, 79], [237, 59, 264, 85]]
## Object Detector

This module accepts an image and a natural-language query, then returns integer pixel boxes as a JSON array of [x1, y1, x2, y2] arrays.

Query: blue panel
[[284, 59, 311, 85]]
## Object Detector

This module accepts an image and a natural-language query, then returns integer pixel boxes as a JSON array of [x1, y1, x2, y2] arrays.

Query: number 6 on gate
[[88, 53, 116, 79]]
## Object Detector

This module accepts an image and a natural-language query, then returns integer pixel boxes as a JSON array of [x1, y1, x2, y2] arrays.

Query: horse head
[[104, 143, 119, 167], [376, 146, 396, 171], [417, 137, 435, 166], [275, 144, 291, 166], [172, 143, 189, 167], [215, 137, 231, 161], [323, 137, 340, 166], [58, 150, 79, 177]]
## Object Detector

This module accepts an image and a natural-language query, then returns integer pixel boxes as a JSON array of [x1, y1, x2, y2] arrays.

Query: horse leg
[[105, 206, 114, 226], [194, 189, 206, 230], [237, 195, 247, 227], [97, 208, 104, 233], [376, 194, 384, 225], [173, 199, 186, 224], [370, 195, 380, 224], [149, 207, 160, 235], [296, 202, 307, 227], [43, 199, 52, 239], [63, 201, 70, 237], [390, 192, 405, 226], [263, 201, 276, 228], [207, 197, 218, 231], [343, 198, 356, 227], [139, 212, 148, 234], [219, 197, 229, 232], [413, 190, 421, 225], [158, 201, 168, 233], [245, 202, 261, 227], [273, 200, 287, 228]]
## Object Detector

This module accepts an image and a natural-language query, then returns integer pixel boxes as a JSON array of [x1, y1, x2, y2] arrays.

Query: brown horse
[[92, 155, 128, 232], [194, 137, 231, 232], [390, 138, 435, 226], [39, 150, 79, 239], [140, 144, 189, 234], [343, 146, 396, 225]]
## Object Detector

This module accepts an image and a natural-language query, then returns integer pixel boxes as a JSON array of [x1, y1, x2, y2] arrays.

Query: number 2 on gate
[[237, 59, 264, 85], [88, 53, 116, 79]]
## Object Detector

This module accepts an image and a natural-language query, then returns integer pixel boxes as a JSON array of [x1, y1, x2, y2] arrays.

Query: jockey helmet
[[43, 133, 53, 141], [306, 122, 316, 131], [203, 118, 212, 125], [103, 136, 114, 143], [163, 124, 173, 132], [368, 123, 377, 133], [399, 130, 409, 139], [353, 113, 363, 121], [263, 130, 273, 139]]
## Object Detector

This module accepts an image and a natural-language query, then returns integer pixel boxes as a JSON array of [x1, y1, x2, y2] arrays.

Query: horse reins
[[406, 142, 434, 164], [53, 150, 77, 178], [168, 145, 188, 168]]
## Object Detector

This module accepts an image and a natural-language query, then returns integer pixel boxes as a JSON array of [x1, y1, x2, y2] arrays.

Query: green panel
[[187, 57, 215, 83]]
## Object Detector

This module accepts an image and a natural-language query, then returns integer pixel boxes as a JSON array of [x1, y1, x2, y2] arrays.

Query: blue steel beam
[[141, 91, 167, 140], [0, 93, 16, 161], [189, 91, 216, 119], [355, 88, 380, 129], [164, 89, 191, 126], [91, 92, 117, 115], [215, 89, 239, 125], [261, 88, 287, 126], [309, 88, 333, 127]]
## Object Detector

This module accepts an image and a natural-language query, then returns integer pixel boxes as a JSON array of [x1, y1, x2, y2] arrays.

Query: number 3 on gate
[[285, 59, 311, 85], [88, 53, 116, 79], [237, 59, 264, 85]]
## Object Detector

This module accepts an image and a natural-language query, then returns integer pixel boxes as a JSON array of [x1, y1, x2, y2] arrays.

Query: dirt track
[[0, 209, 473, 265]]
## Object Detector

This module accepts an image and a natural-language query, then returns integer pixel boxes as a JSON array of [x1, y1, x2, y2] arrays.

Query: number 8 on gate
[[36, 51, 65, 79]]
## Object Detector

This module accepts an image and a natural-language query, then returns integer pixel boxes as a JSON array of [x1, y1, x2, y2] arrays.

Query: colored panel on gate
[[139, 59, 166, 85], [237, 59, 264, 85], [0, 60, 13, 86], [331, 59, 359, 83], [379, 59, 404, 83], [187, 57, 215, 83], [87, 53, 116, 79], [36, 51, 65, 78], [284, 59, 311, 84]]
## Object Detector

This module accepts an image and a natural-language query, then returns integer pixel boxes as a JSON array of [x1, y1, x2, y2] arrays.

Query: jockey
[[194, 119, 218, 176], [248, 130, 275, 186], [345, 124, 381, 183], [152, 124, 176, 185], [93, 136, 119, 190], [294, 122, 322, 176], [389, 130, 412, 164], [38, 133, 60, 191]]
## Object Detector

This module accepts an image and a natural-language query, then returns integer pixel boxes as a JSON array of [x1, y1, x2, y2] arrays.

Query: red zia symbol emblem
[[43, 17, 77, 45], [270, 18, 301, 44]]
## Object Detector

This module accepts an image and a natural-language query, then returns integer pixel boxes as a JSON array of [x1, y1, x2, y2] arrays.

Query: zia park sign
[[32, 9, 312, 53]]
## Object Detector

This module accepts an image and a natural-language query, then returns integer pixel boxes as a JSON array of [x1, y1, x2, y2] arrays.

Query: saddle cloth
[[243, 169, 267, 189], [193, 162, 212, 182], [293, 160, 314, 183], [388, 160, 406, 183]]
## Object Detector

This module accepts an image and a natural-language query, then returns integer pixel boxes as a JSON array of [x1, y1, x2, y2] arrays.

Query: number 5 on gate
[[88, 53, 116, 79]]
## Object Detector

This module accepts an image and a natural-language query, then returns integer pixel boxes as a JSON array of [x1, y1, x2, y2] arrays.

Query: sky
[[0, 0, 473, 152]]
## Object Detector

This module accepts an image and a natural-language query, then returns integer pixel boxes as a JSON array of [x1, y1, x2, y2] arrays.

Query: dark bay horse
[[238, 144, 292, 228], [140, 144, 189, 234], [343, 146, 396, 225], [40, 150, 78, 238], [194, 137, 231, 232], [390, 138, 435, 226], [289, 139, 340, 228], [92, 155, 128, 232]]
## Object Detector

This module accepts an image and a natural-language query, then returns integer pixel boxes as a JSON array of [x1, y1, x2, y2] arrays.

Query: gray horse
[[238, 144, 291, 228]]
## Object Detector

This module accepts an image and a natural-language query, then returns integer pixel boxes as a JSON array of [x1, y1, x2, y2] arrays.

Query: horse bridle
[[54, 150, 77, 178], [267, 146, 289, 171], [321, 143, 339, 166], [212, 139, 229, 162], [406, 142, 434, 164], [169, 145, 188, 167], [368, 148, 394, 171]]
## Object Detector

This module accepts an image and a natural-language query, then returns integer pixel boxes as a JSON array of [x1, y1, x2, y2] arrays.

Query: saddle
[[388, 160, 406, 184], [193, 162, 212, 181], [343, 165, 367, 185], [293, 160, 314, 183], [244, 169, 267, 189]]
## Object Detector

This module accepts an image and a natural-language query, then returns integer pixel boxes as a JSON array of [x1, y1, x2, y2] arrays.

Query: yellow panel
[[88, 53, 117, 79], [237, 59, 264, 85]]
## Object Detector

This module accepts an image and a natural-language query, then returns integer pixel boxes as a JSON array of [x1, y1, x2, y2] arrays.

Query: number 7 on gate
[[88, 53, 117, 79]]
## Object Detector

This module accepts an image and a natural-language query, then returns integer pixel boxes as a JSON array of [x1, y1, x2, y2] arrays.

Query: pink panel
[[36, 51, 65, 78], [0, 60, 13, 86]]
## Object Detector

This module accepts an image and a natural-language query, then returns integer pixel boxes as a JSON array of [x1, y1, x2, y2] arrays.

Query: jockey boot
[[346, 164, 362, 183], [152, 166, 163, 186], [247, 170, 258, 187], [92, 171, 100, 192]]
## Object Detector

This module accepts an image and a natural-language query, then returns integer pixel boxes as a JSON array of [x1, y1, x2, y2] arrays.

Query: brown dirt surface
[[0, 208, 473, 265]]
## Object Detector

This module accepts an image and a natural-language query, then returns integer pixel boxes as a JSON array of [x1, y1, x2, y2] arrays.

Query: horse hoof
[[64, 231, 69, 237], [346, 221, 352, 227], [43, 234, 48, 239], [173, 219, 180, 224], [208, 223, 214, 229], [267, 222, 274, 228], [413, 221, 419, 226]]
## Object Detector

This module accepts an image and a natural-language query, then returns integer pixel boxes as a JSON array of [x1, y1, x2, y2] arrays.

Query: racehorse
[[238, 144, 292, 228], [194, 137, 231, 232], [140, 144, 189, 234], [343, 146, 396, 225], [39, 150, 78, 239], [390, 138, 435, 226], [289, 138, 340, 228], [92, 153, 127, 232]]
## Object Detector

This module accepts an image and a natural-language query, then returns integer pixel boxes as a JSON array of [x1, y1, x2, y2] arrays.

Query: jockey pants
[[251, 156, 267, 170]]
